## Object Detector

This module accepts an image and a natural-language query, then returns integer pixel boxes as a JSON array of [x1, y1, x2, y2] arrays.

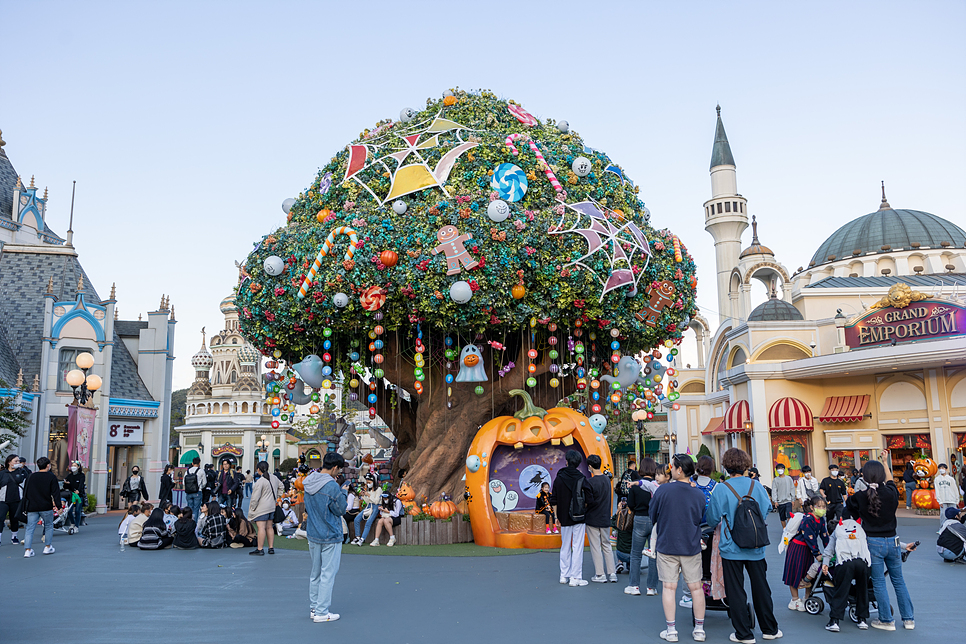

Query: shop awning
[[179, 449, 199, 465], [272, 448, 280, 457], [724, 400, 750, 432], [818, 395, 870, 423], [769, 397, 814, 432], [701, 417, 726, 435]]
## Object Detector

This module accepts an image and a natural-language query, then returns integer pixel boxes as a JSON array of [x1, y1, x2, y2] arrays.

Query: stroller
[[801, 563, 879, 623], [52, 491, 83, 535], [692, 525, 755, 628]]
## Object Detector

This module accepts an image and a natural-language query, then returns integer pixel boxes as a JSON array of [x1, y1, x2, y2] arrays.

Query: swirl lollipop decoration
[[491, 163, 528, 202]]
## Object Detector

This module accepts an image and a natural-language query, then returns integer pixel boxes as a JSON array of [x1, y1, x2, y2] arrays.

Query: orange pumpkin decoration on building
[[443, 95, 457, 106], [430, 495, 457, 520], [379, 250, 398, 267]]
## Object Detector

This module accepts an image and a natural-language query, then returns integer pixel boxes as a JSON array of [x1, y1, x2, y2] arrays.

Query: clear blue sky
[[2, 1, 963, 387]]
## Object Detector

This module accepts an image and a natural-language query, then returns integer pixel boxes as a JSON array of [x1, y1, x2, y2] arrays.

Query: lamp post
[[256, 434, 269, 463], [197, 441, 204, 454], [65, 352, 101, 406]]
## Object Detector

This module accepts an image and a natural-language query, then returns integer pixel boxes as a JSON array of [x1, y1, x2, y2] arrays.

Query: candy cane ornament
[[297, 226, 359, 298], [504, 133, 563, 193], [672, 235, 683, 262]]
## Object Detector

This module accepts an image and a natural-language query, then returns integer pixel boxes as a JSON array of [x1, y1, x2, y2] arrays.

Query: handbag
[[14, 474, 30, 524], [268, 476, 285, 524]]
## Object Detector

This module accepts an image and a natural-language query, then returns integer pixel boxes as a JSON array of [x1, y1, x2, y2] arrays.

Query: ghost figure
[[288, 378, 313, 405], [503, 490, 519, 511], [338, 429, 360, 461], [367, 424, 394, 449], [589, 414, 607, 433], [832, 519, 871, 566], [292, 355, 326, 389], [601, 356, 642, 389], [455, 344, 487, 382], [489, 480, 507, 510]]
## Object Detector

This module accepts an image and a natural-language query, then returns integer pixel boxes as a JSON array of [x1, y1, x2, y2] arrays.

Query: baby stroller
[[692, 525, 755, 628], [52, 491, 83, 535], [801, 562, 878, 623]]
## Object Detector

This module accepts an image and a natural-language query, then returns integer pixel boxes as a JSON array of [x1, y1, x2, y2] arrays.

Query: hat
[[946, 507, 961, 520]]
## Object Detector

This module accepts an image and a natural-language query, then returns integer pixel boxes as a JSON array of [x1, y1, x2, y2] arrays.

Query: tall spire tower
[[703, 106, 749, 324]]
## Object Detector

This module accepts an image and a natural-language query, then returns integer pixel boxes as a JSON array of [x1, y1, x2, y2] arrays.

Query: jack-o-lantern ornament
[[911, 487, 939, 510], [430, 495, 457, 520], [396, 481, 416, 512]]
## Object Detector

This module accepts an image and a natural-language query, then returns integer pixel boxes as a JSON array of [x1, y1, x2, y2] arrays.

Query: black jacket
[[627, 482, 652, 515], [23, 471, 63, 512], [550, 466, 592, 527], [845, 481, 899, 538], [584, 474, 612, 528], [216, 470, 239, 495], [173, 517, 199, 549], [122, 475, 149, 500], [0, 469, 22, 504], [159, 474, 174, 505], [64, 471, 86, 498]]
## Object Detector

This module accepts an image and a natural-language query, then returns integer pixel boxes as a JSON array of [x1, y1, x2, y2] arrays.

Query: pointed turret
[[710, 105, 736, 169]]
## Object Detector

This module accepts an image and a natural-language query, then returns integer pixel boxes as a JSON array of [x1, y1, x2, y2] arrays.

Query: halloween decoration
[[455, 344, 487, 382], [431, 225, 479, 275]]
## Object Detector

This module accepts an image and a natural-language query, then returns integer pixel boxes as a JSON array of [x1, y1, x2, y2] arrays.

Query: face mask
[[282, 503, 290, 510], [776, 469, 785, 475], [830, 471, 838, 478], [939, 469, 947, 475], [71, 466, 78, 473], [814, 508, 827, 518], [13, 463, 22, 469], [132, 471, 139, 476], [805, 473, 811, 478]]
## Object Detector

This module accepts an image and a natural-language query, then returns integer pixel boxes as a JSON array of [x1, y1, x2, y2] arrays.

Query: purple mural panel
[[488, 443, 589, 511]]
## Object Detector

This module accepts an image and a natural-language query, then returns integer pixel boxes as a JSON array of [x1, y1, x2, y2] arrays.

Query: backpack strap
[[722, 480, 743, 502], [747, 479, 756, 499]]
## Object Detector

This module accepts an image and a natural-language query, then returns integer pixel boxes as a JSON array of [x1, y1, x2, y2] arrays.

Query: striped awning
[[818, 395, 870, 423], [724, 400, 751, 432], [769, 397, 814, 432], [701, 417, 726, 435]]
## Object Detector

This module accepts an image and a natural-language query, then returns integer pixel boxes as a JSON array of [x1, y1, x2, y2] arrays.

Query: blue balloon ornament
[[589, 414, 608, 433]]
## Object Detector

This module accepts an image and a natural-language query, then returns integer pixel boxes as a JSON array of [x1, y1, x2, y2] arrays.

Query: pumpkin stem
[[509, 389, 547, 420]]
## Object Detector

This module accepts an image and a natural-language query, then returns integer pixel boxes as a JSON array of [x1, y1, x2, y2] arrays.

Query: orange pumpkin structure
[[379, 250, 398, 267], [466, 389, 613, 548], [430, 496, 457, 520], [913, 458, 938, 488], [292, 476, 305, 492], [396, 481, 416, 513], [911, 488, 939, 510], [443, 95, 457, 106]]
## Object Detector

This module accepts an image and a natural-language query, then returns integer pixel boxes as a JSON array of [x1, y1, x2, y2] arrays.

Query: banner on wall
[[67, 405, 96, 469]]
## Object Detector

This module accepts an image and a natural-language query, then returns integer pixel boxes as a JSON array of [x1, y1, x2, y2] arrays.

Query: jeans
[[217, 492, 233, 507], [186, 493, 202, 523], [245, 482, 252, 496], [24, 511, 54, 550], [308, 541, 342, 616], [586, 525, 616, 577], [559, 523, 586, 580], [615, 550, 630, 566], [868, 536, 914, 623], [72, 500, 84, 528], [938, 546, 964, 562], [721, 558, 780, 641], [354, 509, 378, 540], [629, 515, 652, 588], [905, 488, 913, 509]]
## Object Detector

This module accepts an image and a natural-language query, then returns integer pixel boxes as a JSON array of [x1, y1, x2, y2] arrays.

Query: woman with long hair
[[846, 460, 914, 631], [370, 492, 404, 547], [0, 454, 24, 544], [159, 464, 174, 507], [247, 461, 283, 555], [137, 508, 174, 550], [198, 501, 227, 548]]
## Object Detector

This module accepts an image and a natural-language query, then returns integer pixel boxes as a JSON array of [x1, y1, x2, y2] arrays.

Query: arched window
[[242, 402, 249, 413], [230, 370, 237, 383], [222, 402, 229, 414], [207, 403, 212, 414], [233, 402, 238, 413], [253, 402, 259, 414]]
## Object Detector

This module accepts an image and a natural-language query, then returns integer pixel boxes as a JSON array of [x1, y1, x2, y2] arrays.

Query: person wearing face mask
[[819, 465, 848, 529], [934, 464, 961, 529], [275, 499, 299, 536], [64, 461, 87, 531], [771, 463, 795, 528], [0, 454, 24, 545], [121, 466, 149, 508], [796, 465, 819, 511], [350, 476, 381, 546], [158, 464, 174, 507]]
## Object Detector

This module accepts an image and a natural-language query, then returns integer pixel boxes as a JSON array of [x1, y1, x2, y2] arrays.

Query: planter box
[[392, 515, 473, 546]]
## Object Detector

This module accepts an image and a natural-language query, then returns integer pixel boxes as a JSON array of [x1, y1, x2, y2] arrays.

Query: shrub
[[85, 494, 97, 513], [279, 458, 298, 473]]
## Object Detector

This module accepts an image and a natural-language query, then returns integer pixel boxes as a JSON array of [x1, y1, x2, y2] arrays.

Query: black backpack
[[183, 468, 200, 494], [570, 476, 587, 522], [722, 479, 770, 549]]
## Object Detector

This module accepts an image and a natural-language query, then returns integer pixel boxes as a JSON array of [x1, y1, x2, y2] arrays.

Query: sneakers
[[23, 549, 35, 558], [624, 585, 641, 595], [552, 526, 559, 534], [825, 620, 840, 632], [591, 575, 608, 583], [646, 588, 659, 596], [762, 632, 783, 641], [659, 630, 679, 642], [857, 620, 868, 630], [559, 576, 568, 584], [729, 635, 756, 644], [370, 540, 380, 547], [643, 548, 655, 558], [569, 578, 588, 587], [43, 545, 55, 555], [608, 574, 619, 583], [615, 562, 626, 573], [679, 595, 693, 608], [870, 619, 896, 631], [310, 610, 315, 619], [11, 536, 20, 545], [387, 536, 396, 547], [693, 628, 706, 642], [903, 620, 915, 630], [312, 612, 340, 623], [249, 549, 264, 556], [545, 526, 552, 534], [787, 599, 801, 611]]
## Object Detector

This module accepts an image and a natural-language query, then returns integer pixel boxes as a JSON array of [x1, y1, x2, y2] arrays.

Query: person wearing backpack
[[183, 457, 204, 522], [706, 448, 782, 644], [550, 449, 593, 587]]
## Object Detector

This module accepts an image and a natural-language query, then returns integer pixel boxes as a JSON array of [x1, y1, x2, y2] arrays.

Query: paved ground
[[1, 510, 962, 643]]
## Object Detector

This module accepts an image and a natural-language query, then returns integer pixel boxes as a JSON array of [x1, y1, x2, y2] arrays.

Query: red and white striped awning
[[701, 417, 725, 435], [818, 395, 870, 423], [768, 397, 814, 432], [724, 400, 750, 432]]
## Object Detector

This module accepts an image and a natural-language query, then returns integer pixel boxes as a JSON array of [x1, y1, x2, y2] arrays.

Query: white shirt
[[797, 475, 819, 501]]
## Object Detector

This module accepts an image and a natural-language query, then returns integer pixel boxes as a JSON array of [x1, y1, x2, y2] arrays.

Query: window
[[242, 402, 249, 413], [732, 201, 738, 212], [725, 202, 731, 212], [57, 348, 86, 392], [739, 203, 744, 213], [230, 370, 237, 383], [717, 203, 723, 214]]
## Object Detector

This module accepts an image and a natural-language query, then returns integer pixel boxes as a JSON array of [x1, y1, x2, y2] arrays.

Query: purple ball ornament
[[549, 364, 559, 373], [349, 393, 358, 401], [374, 312, 384, 321]]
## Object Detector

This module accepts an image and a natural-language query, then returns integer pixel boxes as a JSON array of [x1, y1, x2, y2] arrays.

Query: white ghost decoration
[[572, 156, 592, 177], [487, 200, 510, 223]]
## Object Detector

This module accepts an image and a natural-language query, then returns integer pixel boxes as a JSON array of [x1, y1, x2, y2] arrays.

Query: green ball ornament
[[311, 392, 320, 402], [416, 373, 425, 381], [590, 368, 599, 377], [611, 381, 621, 390], [526, 377, 537, 387], [475, 385, 485, 395], [575, 343, 585, 354], [670, 348, 679, 356], [445, 349, 457, 360], [280, 414, 288, 421], [414, 368, 424, 377], [549, 349, 559, 359], [374, 368, 385, 378], [323, 328, 332, 337]]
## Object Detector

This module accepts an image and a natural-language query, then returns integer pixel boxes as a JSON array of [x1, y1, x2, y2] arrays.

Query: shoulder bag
[[14, 474, 31, 524], [269, 476, 285, 524]]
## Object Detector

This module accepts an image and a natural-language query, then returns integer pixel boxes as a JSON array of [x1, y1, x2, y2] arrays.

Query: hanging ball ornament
[[589, 414, 608, 433], [392, 200, 408, 215], [333, 292, 349, 308], [449, 280, 473, 304], [281, 198, 296, 214], [263, 255, 285, 276], [475, 385, 485, 395], [526, 377, 537, 387], [549, 377, 560, 388], [572, 156, 592, 177], [487, 199, 510, 223], [399, 107, 416, 122], [557, 120, 569, 133]]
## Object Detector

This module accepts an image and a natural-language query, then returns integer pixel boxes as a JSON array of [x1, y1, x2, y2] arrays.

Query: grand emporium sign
[[845, 284, 965, 348]]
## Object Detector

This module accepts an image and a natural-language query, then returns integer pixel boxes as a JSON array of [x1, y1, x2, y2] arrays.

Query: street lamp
[[197, 441, 204, 454], [743, 420, 754, 432], [256, 434, 270, 462], [66, 352, 101, 405]]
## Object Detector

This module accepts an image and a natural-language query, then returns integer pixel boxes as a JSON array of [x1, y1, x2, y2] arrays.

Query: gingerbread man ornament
[[431, 225, 479, 275], [635, 280, 675, 327]]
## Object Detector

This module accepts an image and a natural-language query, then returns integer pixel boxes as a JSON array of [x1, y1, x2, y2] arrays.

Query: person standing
[[247, 461, 283, 555], [64, 461, 87, 530], [245, 470, 254, 497], [771, 463, 795, 528], [795, 465, 819, 511], [934, 464, 961, 529], [183, 457, 204, 522], [158, 464, 174, 508], [616, 457, 637, 503], [21, 457, 63, 557], [624, 469, 652, 596], [551, 449, 593, 587], [649, 454, 708, 643], [819, 464, 848, 528], [215, 460, 238, 507], [0, 454, 24, 544], [902, 461, 916, 510], [707, 448, 782, 644], [304, 452, 349, 623], [233, 466, 245, 509], [584, 454, 617, 583], [121, 466, 148, 508], [846, 460, 915, 631]]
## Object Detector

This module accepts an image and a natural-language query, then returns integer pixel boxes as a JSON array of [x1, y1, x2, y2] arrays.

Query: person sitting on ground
[[138, 508, 175, 550], [198, 501, 227, 549], [126, 503, 152, 546], [937, 507, 966, 563], [162, 503, 179, 531], [227, 507, 256, 548], [275, 499, 299, 536], [118, 504, 139, 545], [351, 476, 382, 546], [370, 492, 404, 547], [291, 512, 309, 540], [172, 506, 199, 550]]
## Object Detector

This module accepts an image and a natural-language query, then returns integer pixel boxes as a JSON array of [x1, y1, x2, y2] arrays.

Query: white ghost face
[[399, 107, 416, 122], [572, 157, 591, 177], [392, 200, 407, 214], [490, 481, 502, 494], [333, 293, 349, 308], [263, 256, 285, 276], [487, 200, 510, 223]]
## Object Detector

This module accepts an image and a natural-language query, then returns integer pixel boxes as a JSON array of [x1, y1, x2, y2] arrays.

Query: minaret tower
[[703, 106, 749, 324]]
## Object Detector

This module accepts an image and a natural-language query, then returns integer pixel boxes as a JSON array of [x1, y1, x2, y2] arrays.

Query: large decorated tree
[[237, 89, 697, 499]]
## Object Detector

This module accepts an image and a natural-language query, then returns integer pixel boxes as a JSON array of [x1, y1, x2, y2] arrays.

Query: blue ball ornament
[[349, 351, 360, 361], [321, 366, 332, 376], [445, 337, 454, 347], [445, 374, 454, 384], [374, 339, 384, 350], [610, 341, 620, 350], [466, 455, 481, 473], [323, 339, 332, 350], [271, 408, 281, 417], [367, 393, 377, 404]]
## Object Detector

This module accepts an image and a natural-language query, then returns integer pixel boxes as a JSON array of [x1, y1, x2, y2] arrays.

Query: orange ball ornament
[[379, 250, 398, 267], [316, 209, 331, 223], [511, 284, 526, 300], [442, 95, 457, 106]]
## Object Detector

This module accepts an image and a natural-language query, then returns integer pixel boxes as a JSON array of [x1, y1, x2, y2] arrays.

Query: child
[[118, 504, 139, 545], [781, 496, 829, 611], [642, 464, 671, 559], [291, 512, 309, 540], [612, 499, 633, 573], [535, 482, 558, 534], [822, 518, 871, 631]]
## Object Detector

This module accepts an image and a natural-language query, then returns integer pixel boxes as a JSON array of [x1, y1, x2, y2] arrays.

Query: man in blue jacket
[[304, 452, 349, 623], [707, 448, 782, 644]]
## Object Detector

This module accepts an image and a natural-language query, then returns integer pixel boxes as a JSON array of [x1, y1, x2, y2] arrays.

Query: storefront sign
[[212, 442, 243, 457], [107, 420, 143, 445], [845, 299, 965, 348]]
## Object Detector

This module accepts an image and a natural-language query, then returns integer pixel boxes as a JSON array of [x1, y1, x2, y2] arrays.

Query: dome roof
[[748, 298, 804, 322], [740, 216, 774, 259], [191, 345, 213, 369], [809, 204, 965, 268], [219, 295, 237, 313], [237, 344, 259, 364]]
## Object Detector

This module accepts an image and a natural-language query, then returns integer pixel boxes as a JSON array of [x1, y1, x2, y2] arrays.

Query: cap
[[947, 507, 961, 520]]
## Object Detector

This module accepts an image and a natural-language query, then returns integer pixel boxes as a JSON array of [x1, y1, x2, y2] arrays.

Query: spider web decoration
[[550, 200, 651, 301], [342, 111, 478, 204]]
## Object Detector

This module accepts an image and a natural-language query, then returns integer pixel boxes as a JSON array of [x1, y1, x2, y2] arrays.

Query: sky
[[2, 1, 964, 388]]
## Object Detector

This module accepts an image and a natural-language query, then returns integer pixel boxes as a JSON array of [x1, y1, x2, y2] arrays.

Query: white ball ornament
[[281, 198, 296, 214], [399, 107, 416, 123], [572, 156, 592, 177], [449, 281, 473, 304], [466, 455, 481, 473], [392, 200, 408, 214], [442, 89, 454, 98], [487, 199, 510, 223], [263, 255, 285, 276], [557, 120, 569, 133], [333, 292, 349, 308]]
